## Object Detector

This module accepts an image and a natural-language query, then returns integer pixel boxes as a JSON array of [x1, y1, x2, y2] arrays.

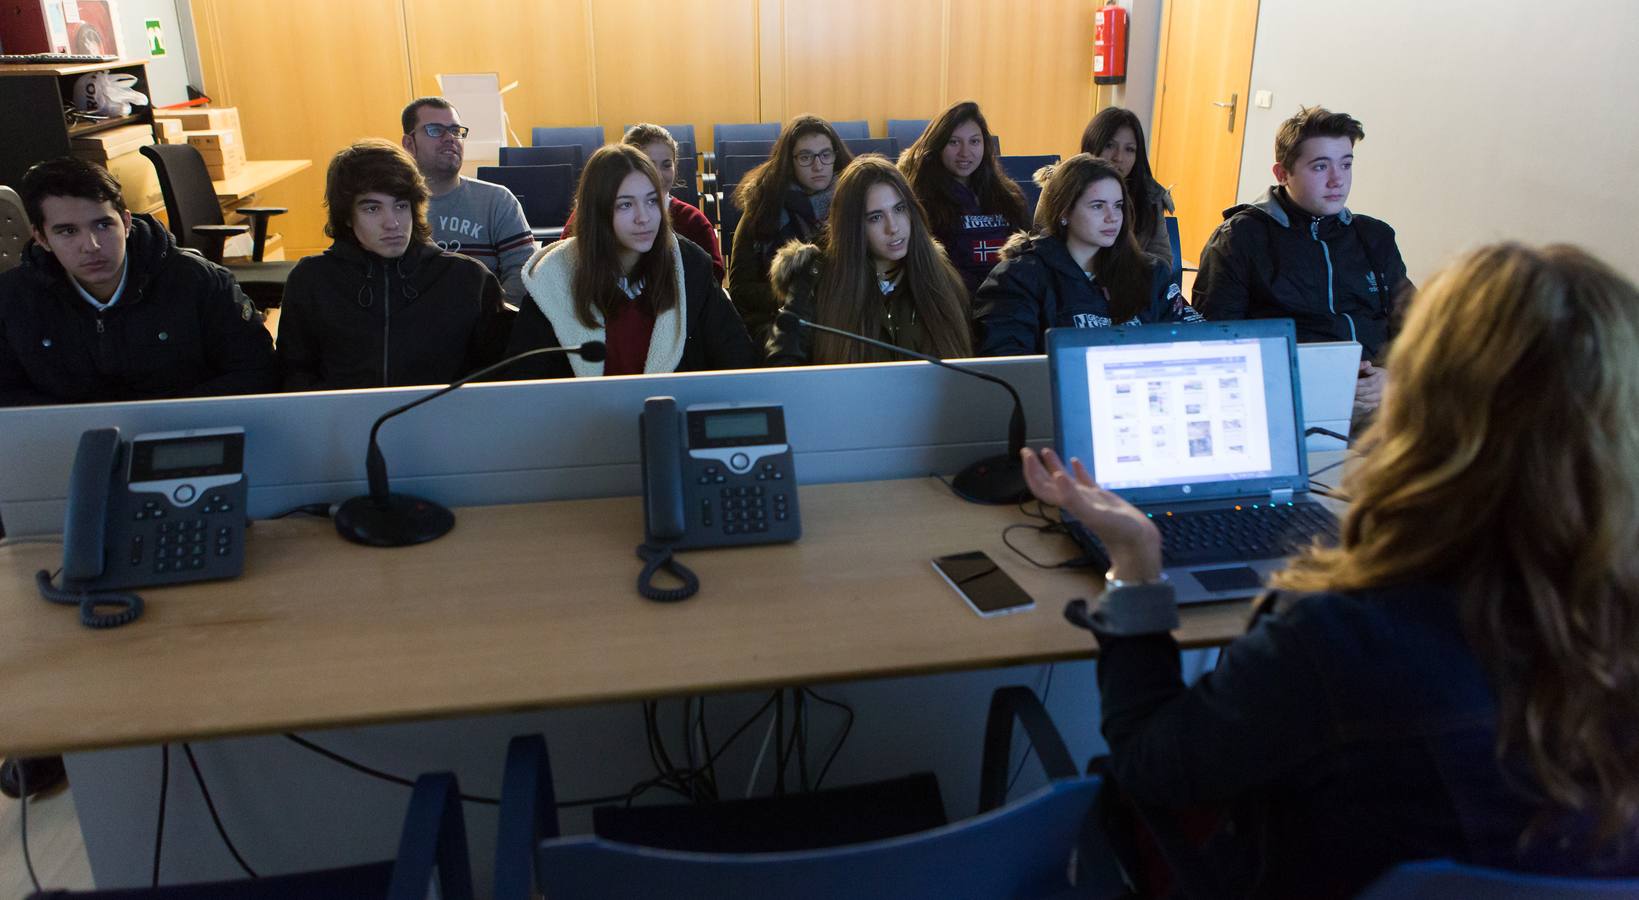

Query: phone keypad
[[704, 485, 795, 536]]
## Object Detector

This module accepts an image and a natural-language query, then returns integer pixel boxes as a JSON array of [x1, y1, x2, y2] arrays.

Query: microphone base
[[952, 454, 1030, 505], [334, 493, 455, 547]]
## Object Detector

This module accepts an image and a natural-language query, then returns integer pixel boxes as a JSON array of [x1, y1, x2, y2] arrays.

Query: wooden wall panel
[[402, 0, 594, 142], [588, 0, 760, 150], [191, 0, 1103, 253], [193, 0, 413, 256], [946, 0, 1098, 158], [778, 0, 946, 134]]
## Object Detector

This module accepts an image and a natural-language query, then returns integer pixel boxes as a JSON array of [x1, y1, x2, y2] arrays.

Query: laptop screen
[[1049, 321, 1310, 505]]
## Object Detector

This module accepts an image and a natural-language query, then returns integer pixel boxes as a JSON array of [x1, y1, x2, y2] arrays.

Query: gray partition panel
[[0, 358, 1052, 536]]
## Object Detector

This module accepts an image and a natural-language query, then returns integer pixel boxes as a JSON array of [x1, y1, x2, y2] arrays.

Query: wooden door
[[1151, 0, 1259, 267]]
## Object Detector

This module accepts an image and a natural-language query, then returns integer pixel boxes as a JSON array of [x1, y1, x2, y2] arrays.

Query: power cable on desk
[[269, 502, 334, 520]]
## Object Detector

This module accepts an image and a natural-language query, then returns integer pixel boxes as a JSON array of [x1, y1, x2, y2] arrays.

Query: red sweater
[[561, 197, 726, 282]]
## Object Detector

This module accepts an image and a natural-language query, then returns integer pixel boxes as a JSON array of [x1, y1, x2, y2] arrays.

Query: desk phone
[[60, 427, 248, 592], [641, 397, 801, 551]]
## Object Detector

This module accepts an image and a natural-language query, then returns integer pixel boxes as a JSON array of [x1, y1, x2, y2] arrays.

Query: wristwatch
[[1105, 570, 1167, 590]]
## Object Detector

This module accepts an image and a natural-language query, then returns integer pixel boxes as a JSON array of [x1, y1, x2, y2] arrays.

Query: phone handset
[[62, 427, 122, 583], [42, 427, 144, 628], [640, 397, 687, 544], [637, 396, 699, 602]]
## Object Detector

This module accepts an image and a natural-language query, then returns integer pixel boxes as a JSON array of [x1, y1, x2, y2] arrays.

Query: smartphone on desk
[[933, 550, 1035, 618]]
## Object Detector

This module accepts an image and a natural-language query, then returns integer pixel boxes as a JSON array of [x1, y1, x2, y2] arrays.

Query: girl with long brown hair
[[1081, 106, 1174, 270], [504, 144, 755, 378], [765, 155, 971, 365], [1022, 242, 1639, 897], [899, 100, 1030, 298], [726, 115, 855, 344], [975, 155, 1200, 356]]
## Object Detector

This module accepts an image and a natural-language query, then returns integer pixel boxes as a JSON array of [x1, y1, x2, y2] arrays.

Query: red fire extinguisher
[[1094, 1, 1128, 85]]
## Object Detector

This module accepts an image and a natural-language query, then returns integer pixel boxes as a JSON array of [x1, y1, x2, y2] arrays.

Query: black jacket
[[727, 185, 824, 346], [0, 214, 277, 406], [1193, 186, 1412, 359], [763, 241, 945, 366], [504, 234, 757, 379], [1093, 582, 1639, 898], [277, 239, 506, 390], [975, 231, 1201, 356]]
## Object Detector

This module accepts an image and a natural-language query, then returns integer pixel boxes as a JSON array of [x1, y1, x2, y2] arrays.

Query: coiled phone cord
[[35, 569, 144, 628], [635, 543, 699, 602]]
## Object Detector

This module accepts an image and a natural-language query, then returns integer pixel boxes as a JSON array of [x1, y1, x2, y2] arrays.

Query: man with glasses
[[400, 97, 536, 304]]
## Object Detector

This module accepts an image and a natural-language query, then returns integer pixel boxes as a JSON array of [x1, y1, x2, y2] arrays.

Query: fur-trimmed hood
[[768, 240, 824, 305], [518, 235, 688, 377]]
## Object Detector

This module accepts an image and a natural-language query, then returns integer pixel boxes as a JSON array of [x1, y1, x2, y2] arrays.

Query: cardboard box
[[70, 123, 154, 162], [100, 148, 163, 213], [156, 107, 242, 134], [204, 156, 245, 180], [155, 118, 185, 144], [185, 129, 238, 153]]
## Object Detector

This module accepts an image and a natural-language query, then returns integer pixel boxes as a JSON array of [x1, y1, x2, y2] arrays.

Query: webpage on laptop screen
[[1086, 339, 1274, 490]]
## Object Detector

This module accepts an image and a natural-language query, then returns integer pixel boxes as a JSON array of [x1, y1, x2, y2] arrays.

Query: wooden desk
[[0, 478, 1254, 758], [213, 158, 310, 204]]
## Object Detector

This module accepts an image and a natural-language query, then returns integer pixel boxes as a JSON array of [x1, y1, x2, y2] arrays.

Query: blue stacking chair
[[1000, 154, 1058, 185], [494, 687, 1128, 900], [1356, 859, 1639, 898], [531, 125, 605, 164], [843, 137, 899, 158], [713, 122, 780, 147], [715, 139, 775, 161], [829, 119, 870, 139], [886, 118, 931, 149], [498, 144, 584, 176], [1165, 215, 1189, 290], [28, 773, 473, 900], [477, 164, 574, 243]]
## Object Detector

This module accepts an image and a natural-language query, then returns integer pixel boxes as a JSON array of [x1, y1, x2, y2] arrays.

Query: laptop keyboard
[[1152, 501, 1339, 566]]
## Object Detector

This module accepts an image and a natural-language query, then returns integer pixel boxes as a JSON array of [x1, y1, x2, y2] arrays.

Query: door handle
[[1211, 93, 1238, 133]]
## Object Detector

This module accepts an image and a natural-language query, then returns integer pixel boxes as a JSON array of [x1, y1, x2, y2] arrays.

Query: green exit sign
[[145, 19, 167, 57]]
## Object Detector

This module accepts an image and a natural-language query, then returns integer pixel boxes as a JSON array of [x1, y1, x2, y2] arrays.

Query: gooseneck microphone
[[777, 312, 1028, 505], [334, 342, 608, 547]]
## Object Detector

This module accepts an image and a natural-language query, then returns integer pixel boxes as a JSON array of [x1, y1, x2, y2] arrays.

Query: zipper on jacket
[[1311, 218, 1356, 342], [381, 268, 391, 385]]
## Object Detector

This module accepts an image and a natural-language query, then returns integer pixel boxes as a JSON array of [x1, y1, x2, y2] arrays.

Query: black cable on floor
[[181, 743, 259, 878], [17, 763, 41, 894], [152, 744, 169, 887]]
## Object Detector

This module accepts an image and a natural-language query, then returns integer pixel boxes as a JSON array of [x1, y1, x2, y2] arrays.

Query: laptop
[[1047, 319, 1339, 604], [1297, 341, 1362, 451]]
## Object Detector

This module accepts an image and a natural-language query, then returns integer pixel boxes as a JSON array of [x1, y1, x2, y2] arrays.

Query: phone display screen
[[150, 439, 227, 472], [932, 551, 1035, 616]]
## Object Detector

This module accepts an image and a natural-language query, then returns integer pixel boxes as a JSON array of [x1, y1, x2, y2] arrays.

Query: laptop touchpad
[[1191, 567, 1264, 593]]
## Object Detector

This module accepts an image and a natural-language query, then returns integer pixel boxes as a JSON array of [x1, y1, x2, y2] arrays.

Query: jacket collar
[[1250, 185, 1354, 229], [519, 236, 687, 377]]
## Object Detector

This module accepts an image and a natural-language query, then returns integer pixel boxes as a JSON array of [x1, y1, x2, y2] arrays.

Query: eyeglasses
[[795, 149, 835, 167], [415, 123, 470, 140]]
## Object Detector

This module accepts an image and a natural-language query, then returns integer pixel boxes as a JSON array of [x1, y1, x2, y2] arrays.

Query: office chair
[[498, 144, 584, 176], [139, 144, 294, 310], [1165, 215, 1193, 291], [493, 687, 1128, 900], [476, 164, 574, 244], [886, 118, 932, 149], [0, 185, 27, 274], [829, 119, 870, 139], [530, 126, 605, 165], [1355, 859, 1639, 899], [843, 137, 899, 158], [28, 773, 474, 900]]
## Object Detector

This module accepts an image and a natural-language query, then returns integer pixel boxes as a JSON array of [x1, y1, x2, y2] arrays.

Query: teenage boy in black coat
[[0, 157, 277, 407], [1194, 107, 1413, 412]]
